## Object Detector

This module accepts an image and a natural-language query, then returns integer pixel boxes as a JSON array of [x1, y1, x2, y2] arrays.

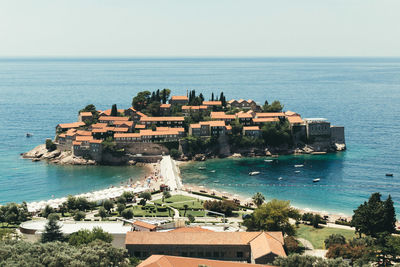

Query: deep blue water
[[1, 58, 399, 214]]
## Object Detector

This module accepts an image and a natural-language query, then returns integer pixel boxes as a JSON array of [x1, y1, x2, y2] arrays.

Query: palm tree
[[252, 192, 265, 207]]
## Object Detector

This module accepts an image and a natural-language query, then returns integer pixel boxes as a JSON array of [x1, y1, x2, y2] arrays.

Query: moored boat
[[313, 178, 320, 183], [249, 171, 260, 176], [294, 164, 304, 168], [386, 173, 394, 177]]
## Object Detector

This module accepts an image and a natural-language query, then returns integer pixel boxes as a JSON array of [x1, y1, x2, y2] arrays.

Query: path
[[160, 156, 182, 191], [297, 238, 327, 258]]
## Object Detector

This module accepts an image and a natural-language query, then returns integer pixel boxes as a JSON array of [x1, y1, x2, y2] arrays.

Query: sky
[[0, 0, 399, 57]]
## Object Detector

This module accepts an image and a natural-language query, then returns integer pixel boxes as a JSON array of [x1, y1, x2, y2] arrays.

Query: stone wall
[[120, 143, 169, 156]]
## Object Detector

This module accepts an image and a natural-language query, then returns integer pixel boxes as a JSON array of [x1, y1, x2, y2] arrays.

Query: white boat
[[198, 167, 206, 170], [295, 170, 300, 173], [294, 164, 304, 168], [249, 171, 260, 176], [210, 170, 216, 173], [278, 177, 283, 180], [264, 159, 273, 162], [313, 178, 320, 183]]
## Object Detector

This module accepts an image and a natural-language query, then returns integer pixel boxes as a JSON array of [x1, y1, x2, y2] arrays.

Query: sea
[[0, 58, 399, 215]]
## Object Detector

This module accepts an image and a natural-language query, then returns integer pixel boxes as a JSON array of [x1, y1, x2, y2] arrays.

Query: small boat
[[26, 133, 33, 137], [264, 159, 273, 163], [313, 178, 320, 183], [198, 167, 206, 170], [210, 170, 216, 173], [278, 177, 283, 180], [295, 170, 301, 173], [249, 171, 260, 176], [386, 173, 394, 177], [294, 164, 304, 168], [213, 180, 219, 183]]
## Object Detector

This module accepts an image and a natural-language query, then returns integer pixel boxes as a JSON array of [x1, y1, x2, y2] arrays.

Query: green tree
[[274, 254, 350, 267], [79, 104, 97, 114], [98, 207, 107, 219], [162, 191, 171, 202], [325, 234, 347, 249], [187, 214, 195, 224], [132, 91, 151, 110], [284, 236, 300, 254], [45, 139, 57, 151], [111, 104, 118, 116], [139, 192, 152, 201], [42, 205, 54, 218], [263, 100, 284, 112], [103, 200, 114, 214], [203, 200, 238, 217], [117, 203, 126, 215], [68, 227, 113, 246], [243, 199, 297, 236], [261, 119, 292, 147], [252, 192, 265, 207], [73, 211, 86, 221], [121, 209, 133, 219], [41, 216, 64, 243], [183, 204, 189, 216], [170, 148, 181, 159]]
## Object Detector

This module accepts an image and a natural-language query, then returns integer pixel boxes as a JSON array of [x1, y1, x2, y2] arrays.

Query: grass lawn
[[154, 195, 204, 210], [296, 224, 356, 249], [130, 204, 172, 217], [179, 210, 205, 217]]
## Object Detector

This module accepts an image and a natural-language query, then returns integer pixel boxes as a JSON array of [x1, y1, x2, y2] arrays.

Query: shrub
[[73, 211, 86, 221], [324, 234, 346, 249], [284, 236, 300, 254]]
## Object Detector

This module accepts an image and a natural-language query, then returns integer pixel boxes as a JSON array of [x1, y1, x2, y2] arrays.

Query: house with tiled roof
[[56, 122, 85, 132], [138, 255, 274, 267], [78, 112, 93, 122], [125, 231, 286, 264], [160, 103, 171, 116], [132, 220, 157, 232], [189, 121, 229, 137], [202, 101, 222, 109], [243, 126, 261, 138], [228, 99, 258, 110], [169, 96, 189, 105], [139, 116, 185, 127], [210, 112, 235, 123], [181, 105, 208, 116]]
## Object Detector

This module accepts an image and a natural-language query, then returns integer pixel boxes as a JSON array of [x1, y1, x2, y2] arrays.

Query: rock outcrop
[[22, 146, 96, 165]]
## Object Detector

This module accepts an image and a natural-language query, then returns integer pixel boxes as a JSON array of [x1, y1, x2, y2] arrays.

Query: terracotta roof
[[227, 99, 237, 104], [136, 112, 148, 117], [182, 105, 208, 110], [284, 110, 299, 116], [203, 101, 222, 106], [256, 112, 285, 118], [75, 136, 94, 142], [135, 124, 146, 129], [156, 127, 184, 132], [253, 118, 279, 123], [72, 141, 82, 146], [226, 125, 232, 130], [189, 123, 201, 129], [200, 120, 226, 127], [250, 232, 286, 259], [101, 109, 125, 116], [138, 255, 273, 267], [133, 220, 157, 230], [210, 112, 235, 120], [114, 121, 134, 127], [91, 123, 108, 128], [76, 130, 92, 136], [236, 113, 253, 119], [57, 122, 85, 129], [113, 127, 129, 132], [287, 116, 303, 124], [171, 96, 188, 101], [140, 116, 184, 122], [114, 133, 141, 138], [169, 227, 213, 233], [140, 129, 181, 136], [58, 133, 66, 138], [160, 104, 171, 108], [92, 128, 107, 133], [99, 116, 129, 121], [79, 112, 93, 116], [89, 139, 103, 144], [243, 126, 260, 131]]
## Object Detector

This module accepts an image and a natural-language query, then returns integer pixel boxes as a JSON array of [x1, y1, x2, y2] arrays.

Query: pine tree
[[110, 104, 118, 116], [383, 195, 396, 234], [220, 92, 226, 106], [156, 89, 160, 102], [199, 93, 204, 103], [41, 216, 64, 243], [211, 92, 214, 101], [162, 89, 167, 104]]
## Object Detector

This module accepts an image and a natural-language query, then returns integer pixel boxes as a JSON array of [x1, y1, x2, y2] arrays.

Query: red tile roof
[[160, 104, 171, 108], [171, 96, 188, 101], [256, 112, 285, 118], [89, 139, 103, 144], [99, 116, 129, 121], [114, 133, 141, 138], [243, 126, 260, 131], [91, 123, 108, 128], [138, 255, 273, 267], [72, 141, 82, 146], [287, 116, 303, 124], [203, 101, 222, 106], [182, 105, 207, 110], [57, 122, 85, 129], [75, 136, 94, 142], [210, 112, 235, 120], [133, 220, 157, 230], [253, 118, 279, 123], [76, 130, 92, 136], [135, 124, 146, 129], [140, 117, 184, 122], [113, 127, 129, 132], [169, 227, 213, 233], [79, 112, 93, 117]]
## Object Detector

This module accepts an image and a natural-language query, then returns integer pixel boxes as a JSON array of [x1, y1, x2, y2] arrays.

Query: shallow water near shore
[[1, 57, 400, 211]]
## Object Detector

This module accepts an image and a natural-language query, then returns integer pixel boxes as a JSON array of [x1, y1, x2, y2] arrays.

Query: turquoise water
[[1, 58, 400, 213]]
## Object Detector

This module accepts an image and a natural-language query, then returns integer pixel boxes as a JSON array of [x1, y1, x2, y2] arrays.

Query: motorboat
[[278, 177, 283, 180], [386, 173, 394, 177], [210, 170, 216, 173], [313, 178, 320, 183], [264, 159, 273, 162], [295, 170, 301, 173], [294, 164, 304, 168], [198, 167, 206, 170], [26, 133, 33, 137], [249, 171, 260, 176]]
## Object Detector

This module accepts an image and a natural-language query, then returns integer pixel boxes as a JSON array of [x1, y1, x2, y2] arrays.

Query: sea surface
[[0, 58, 399, 214]]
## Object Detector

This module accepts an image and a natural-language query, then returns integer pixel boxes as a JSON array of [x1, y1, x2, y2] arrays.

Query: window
[[237, 251, 243, 258], [181, 252, 187, 257], [205, 251, 211, 257], [198, 251, 204, 257], [134, 251, 141, 257], [213, 251, 219, 258]]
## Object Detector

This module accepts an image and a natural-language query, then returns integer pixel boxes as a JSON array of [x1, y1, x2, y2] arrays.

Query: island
[[23, 89, 345, 165]]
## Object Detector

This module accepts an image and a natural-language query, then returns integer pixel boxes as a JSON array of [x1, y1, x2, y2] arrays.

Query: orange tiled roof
[[199, 120, 226, 127], [138, 255, 273, 267], [171, 96, 188, 101], [113, 127, 129, 132], [236, 113, 253, 119], [57, 122, 85, 129], [287, 116, 303, 124], [79, 112, 93, 116], [92, 128, 107, 133], [140, 129, 181, 136], [75, 136, 94, 142], [91, 123, 108, 128], [250, 232, 286, 260], [227, 99, 237, 104], [72, 141, 82, 146], [203, 101, 222, 106], [114, 133, 141, 138], [284, 110, 299, 116], [76, 130, 92, 136], [210, 112, 235, 120], [89, 139, 103, 144], [133, 220, 157, 230], [253, 118, 279, 123], [114, 121, 134, 127], [160, 104, 171, 108], [225, 125, 232, 130], [182, 105, 208, 110], [189, 123, 201, 129], [140, 116, 184, 122], [169, 227, 213, 233], [243, 126, 260, 131], [58, 133, 66, 138], [99, 116, 129, 121], [135, 124, 146, 129], [256, 112, 285, 118], [101, 109, 125, 116], [136, 112, 148, 117]]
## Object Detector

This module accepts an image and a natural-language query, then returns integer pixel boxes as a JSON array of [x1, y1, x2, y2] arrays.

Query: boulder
[[22, 144, 47, 159]]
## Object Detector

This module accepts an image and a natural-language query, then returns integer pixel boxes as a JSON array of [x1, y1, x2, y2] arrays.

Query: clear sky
[[0, 0, 399, 57]]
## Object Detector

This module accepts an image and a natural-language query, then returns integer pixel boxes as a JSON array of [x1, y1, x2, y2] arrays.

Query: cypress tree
[[156, 89, 160, 102], [383, 195, 396, 234], [199, 93, 204, 103], [41, 216, 64, 243], [211, 93, 214, 101], [110, 104, 118, 116], [162, 89, 167, 104]]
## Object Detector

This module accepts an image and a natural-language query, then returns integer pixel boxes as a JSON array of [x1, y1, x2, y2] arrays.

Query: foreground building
[[125, 231, 286, 264], [138, 255, 274, 267]]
